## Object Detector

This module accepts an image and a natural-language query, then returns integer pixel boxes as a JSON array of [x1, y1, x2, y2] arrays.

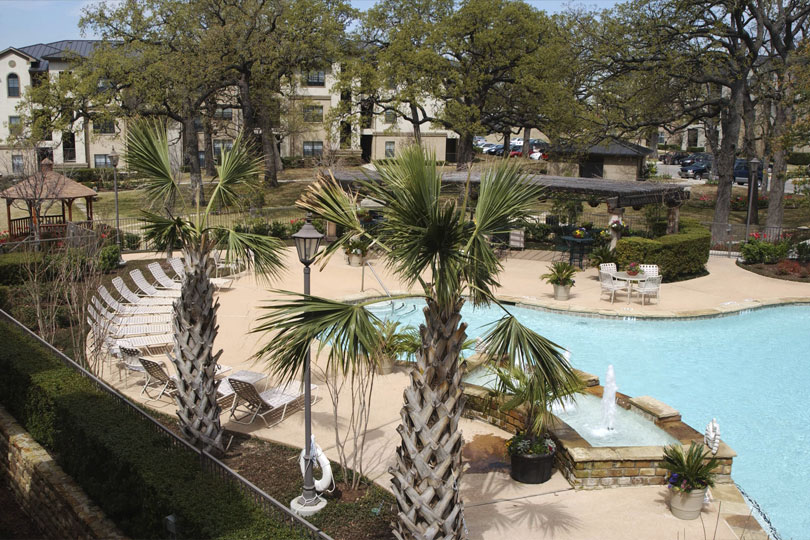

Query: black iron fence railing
[[0, 308, 332, 540]]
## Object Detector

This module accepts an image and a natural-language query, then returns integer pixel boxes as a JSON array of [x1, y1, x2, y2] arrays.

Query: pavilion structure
[[1, 159, 98, 239]]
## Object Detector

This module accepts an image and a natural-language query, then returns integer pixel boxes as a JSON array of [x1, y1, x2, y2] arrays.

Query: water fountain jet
[[601, 365, 618, 431]]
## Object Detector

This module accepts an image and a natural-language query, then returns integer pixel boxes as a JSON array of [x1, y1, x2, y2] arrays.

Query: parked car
[[679, 160, 712, 179], [679, 153, 712, 167], [512, 138, 523, 146], [529, 151, 549, 160], [473, 136, 487, 147], [734, 158, 764, 185], [480, 143, 496, 153], [509, 147, 524, 157], [662, 151, 689, 165], [484, 144, 503, 155]]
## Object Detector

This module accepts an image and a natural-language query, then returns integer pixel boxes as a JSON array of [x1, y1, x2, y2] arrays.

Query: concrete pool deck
[[110, 248, 806, 539]]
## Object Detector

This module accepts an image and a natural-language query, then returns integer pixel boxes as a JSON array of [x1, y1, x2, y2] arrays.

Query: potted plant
[[661, 442, 720, 520], [492, 365, 582, 484], [626, 261, 641, 276], [541, 261, 577, 300], [346, 237, 370, 266]]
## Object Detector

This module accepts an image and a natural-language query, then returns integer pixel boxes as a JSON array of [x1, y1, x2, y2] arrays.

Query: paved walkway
[[110, 249, 808, 539]]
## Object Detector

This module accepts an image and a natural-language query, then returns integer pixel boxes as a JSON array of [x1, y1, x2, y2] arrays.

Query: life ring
[[299, 436, 333, 493]]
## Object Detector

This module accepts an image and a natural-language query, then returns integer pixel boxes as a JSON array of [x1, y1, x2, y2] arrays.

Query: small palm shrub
[[541, 261, 577, 286], [661, 442, 720, 493], [589, 246, 618, 268]]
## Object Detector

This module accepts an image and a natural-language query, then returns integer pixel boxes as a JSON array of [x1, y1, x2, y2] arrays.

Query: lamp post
[[290, 213, 326, 516], [108, 148, 125, 266], [745, 158, 761, 241]]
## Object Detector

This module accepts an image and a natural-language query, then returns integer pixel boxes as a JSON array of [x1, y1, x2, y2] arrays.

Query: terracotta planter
[[553, 284, 571, 300], [626, 270, 639, 277], [670, 488, 707, 520], [510, 451, 555, 484]]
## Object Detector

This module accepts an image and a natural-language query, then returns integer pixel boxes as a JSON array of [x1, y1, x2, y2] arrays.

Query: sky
[[0, 0, 619, 49]]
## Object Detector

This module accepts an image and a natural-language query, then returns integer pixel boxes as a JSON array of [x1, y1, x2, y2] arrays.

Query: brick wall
[[0, 406, 125, 539]]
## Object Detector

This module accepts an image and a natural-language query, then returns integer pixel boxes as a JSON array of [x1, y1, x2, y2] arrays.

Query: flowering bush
[[609, 221, 623, 232], [740, 239, 788, 264], [0, 231, 8, 244]]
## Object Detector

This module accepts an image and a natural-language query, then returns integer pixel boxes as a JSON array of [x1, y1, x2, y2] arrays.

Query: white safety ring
[[299, 437, 333, 493]]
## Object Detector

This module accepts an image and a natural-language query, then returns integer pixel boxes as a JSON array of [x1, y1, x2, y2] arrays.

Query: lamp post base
[[290, 495, 327, 517]]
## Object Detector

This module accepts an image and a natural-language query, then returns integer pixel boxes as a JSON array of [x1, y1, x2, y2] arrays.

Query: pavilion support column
[[607, 200, 624, 251], [666, 204, 681, 235], [66, 199, 74, 221], [5, 201, 11, 236], [86, 197, 93, 221]]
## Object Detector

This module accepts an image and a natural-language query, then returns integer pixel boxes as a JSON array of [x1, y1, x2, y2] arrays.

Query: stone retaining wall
[[463, 377, 736, 490], [0, 406, 125, 539]]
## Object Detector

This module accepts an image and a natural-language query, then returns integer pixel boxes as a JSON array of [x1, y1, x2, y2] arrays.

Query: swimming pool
[[387, 299, 810, 539]]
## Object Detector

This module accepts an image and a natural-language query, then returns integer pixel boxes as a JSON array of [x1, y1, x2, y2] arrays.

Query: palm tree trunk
[[172, 245, 225, 454], [390, 296, 467, 539]]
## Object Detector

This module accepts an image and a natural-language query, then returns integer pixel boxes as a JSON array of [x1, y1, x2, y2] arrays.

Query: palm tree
[[125, 120, 286, 453], [253, 145, 580, 538]]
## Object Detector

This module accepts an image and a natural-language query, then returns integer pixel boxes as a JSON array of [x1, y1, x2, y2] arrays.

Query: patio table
[[613, 271, 647, 304]]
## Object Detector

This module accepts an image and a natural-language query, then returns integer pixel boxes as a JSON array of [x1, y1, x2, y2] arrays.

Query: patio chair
[[640, 264, 659, 277], [228, 379, 317, 427], [636, 275, 662, 305], [148, 262, 182, 290], [116, 345, 146, 386], [599, 270, 630, 304], [213, 251, 242, 277], [599, 263, 617, 275], [138, 357, 178, 403], [130, 269, 181, 298], [97, 286, 173, 315], [112, 277, 175, 306], [168, 257, 186, 280]]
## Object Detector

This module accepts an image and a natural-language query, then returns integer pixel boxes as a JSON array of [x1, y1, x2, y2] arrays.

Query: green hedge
[[0, 252, 41, 285], [686, 146, 705, 153], [787, 152, 810, 166], [0, 320, 305, 539], [615, 220, 710, 281]]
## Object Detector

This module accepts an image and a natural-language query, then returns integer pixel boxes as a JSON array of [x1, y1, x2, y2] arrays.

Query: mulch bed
[[0, 483, 44, 539], [736, 260, 810, 282]]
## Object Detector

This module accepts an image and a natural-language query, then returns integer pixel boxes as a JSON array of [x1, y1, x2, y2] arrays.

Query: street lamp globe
[[109, 148, 120, 168], [292, 214, 324, 266]]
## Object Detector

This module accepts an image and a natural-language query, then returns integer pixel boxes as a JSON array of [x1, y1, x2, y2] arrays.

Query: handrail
[[362, 260, 392, 298], [0, 308, 332, 540]]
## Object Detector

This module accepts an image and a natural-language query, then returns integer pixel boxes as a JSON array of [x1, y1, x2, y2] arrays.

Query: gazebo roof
[[0, 170, 98, 202], [329, 169, 689, 209]]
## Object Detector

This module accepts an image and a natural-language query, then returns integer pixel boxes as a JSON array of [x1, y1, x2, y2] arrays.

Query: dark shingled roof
[[18, 40, 102, 61], [552, 138, 655, 158], [329, 169, 689, 209]]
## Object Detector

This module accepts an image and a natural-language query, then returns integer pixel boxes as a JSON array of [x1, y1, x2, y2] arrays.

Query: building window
[[94, 154, 112, 168], [213, 107, 233, 120], [384, 110, 397, 124], [306, 71, 325, 86], [303, 141, 323, 157], [303, 105, 324, 123], [213, 139, 233, 164], [385, 141, 395, 158], [7, 74, 20, 97], [93, 119, 115, 134], [658, 132, 666, 144], [11, 155, 23, 174], [8, 116, 21, 135], [198, 151, 206, 168]]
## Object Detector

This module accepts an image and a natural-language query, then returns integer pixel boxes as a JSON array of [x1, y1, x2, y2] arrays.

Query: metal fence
[[0, 308, 332, 540], [702, 222, 810, 254]]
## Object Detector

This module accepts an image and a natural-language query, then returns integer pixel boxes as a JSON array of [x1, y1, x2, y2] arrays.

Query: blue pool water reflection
[[386, 299, 810, 539]]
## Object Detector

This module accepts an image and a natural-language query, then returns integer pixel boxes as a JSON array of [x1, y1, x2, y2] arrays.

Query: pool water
[[385, 299, 810, 539]]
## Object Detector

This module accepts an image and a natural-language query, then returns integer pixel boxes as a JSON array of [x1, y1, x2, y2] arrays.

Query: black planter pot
[[510, 451, 556, 484]]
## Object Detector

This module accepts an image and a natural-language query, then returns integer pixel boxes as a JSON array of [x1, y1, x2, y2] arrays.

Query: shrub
[[740, 239, 789, 264], [615, 220, 710, 280], [0, 285, 10, 311], [98, 245, 121, 272], [589, 246, 618, 268], [524, 222, 552, 242], [0, 252, 41, 285], [123, 232, 141, 251], [796, 242, 810, 263], [686, 146, 705, 153], [787, 152, 810, 166], [281, 156, 306, 168], [0, 321, 303, 539]]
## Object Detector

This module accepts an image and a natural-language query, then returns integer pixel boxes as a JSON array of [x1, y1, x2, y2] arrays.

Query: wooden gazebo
[[0, 159, 97, 239]]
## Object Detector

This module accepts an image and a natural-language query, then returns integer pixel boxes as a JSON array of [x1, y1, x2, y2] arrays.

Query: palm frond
[[210, 228, 286, 283], [252, 292, 382, 383], [297, 171, 370, 267], [206, 135, 262, 216], [141, 210, 196, 252], [481, 314, 582, 400], [124, 119, 181, 206]]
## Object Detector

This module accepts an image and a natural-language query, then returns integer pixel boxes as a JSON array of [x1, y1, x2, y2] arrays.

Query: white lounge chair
[[636, 275, 662, 305], [91, 297, 172, 326], [97, 286, 174, 315], [213, 251, 243, 278], [599, 270, 630, 304], [88, 307, 172, 337], [599, 263, 617, 275], [228, 379, 317, 427], [112, 277, 175, 305], [148, 262, 182, 290], [640, 264, 659, 277], [88, 320, 174, 358], [168, 257, 186, 280], [130, 269, 181, 298]]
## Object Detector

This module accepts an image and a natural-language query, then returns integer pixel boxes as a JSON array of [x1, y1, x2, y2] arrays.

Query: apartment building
[[0, 40, 125, 177]]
